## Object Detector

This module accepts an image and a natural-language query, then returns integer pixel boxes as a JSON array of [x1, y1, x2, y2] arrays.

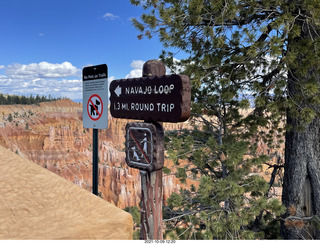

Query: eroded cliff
[[0, 99, 191, 208], [0, 99, 284, 208]]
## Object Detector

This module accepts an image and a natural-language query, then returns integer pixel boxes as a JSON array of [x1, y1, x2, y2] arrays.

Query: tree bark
[[282, 115, 320, 239], [281, 11, 320, 239]]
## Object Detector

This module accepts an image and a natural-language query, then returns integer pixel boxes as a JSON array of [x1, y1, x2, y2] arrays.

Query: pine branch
[[163, 206, 215, 222], [200, 11, 280, 28]]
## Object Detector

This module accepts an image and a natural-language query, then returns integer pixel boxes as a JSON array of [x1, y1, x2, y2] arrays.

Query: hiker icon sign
[[87, 94, 103, 121], [125, 122, 164, 172], [127, 128, 153, 165]]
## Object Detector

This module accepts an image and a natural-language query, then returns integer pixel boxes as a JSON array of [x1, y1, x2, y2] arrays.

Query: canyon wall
[[0, 99, 190, 209], [0, 99, 283, 208]]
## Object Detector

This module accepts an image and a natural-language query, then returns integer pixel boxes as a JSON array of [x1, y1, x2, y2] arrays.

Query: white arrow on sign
[[115, 85, 122, 97]]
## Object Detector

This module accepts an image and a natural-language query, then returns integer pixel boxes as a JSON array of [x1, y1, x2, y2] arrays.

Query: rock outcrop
[[0, 99, 283, 208], [0, 99, 191, 209]]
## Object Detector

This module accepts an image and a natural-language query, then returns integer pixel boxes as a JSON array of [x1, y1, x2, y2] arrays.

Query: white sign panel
[[82, 64, 108, 129]]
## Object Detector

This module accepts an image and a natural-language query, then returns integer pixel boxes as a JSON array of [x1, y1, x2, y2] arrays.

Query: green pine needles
[[130, 0, 320, 240]]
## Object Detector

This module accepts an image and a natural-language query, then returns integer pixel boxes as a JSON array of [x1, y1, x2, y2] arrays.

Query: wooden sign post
[[110, 60, 191, 240], [125, 121, 164, 239]]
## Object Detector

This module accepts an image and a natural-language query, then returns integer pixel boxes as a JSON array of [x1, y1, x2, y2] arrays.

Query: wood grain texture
[[140, 169, 163, 240], [139, 60, 164, 240]]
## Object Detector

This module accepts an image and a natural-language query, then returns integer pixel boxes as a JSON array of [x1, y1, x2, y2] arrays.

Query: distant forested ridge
[[0, 93, 64, 105]]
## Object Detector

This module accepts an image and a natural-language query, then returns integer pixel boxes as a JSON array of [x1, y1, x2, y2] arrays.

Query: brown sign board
[[125, 122, 164, 172], [110, 74, 191, 123]]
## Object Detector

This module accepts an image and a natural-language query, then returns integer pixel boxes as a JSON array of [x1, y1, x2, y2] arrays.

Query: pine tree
[[7, 113, 13, 122], [0, 94, 5, 105], [131, 0, 320, 239]]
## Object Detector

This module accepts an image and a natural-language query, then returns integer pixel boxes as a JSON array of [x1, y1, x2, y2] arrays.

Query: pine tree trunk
[[281, 12, 320, 239], [281, 115, 320, 239]]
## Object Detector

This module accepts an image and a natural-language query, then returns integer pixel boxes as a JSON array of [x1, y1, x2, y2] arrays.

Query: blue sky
[[0, 0, 179, 101]]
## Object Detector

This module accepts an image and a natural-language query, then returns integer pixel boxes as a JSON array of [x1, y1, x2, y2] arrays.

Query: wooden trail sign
[[110, 74, 191, 122], [114, 60, 191, 240]]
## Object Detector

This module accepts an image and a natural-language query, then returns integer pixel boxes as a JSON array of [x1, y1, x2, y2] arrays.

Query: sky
[[0, 0, 181, 102]]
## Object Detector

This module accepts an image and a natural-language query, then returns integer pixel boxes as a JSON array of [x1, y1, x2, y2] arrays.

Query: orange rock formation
[[0, 99, 283, 209], [0, 99, 190, 209]]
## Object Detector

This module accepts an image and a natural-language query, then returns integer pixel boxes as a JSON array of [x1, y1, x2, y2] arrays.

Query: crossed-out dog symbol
[[90, 100, 100, 116]]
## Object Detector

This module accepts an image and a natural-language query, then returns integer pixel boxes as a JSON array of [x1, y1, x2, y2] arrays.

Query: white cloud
[[0, 59, 187, 101], [125, 60, 144, 78], [130, 60, 145, 69], [125, 69, 142, 79], [6, 61, 81, 80], [0, 77, 82, 99], [103, 12, 119, 20], [0, 61, 82, 100]]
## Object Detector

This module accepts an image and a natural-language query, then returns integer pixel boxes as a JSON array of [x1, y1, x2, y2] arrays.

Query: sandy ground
[[0, 145, 133, 240]]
